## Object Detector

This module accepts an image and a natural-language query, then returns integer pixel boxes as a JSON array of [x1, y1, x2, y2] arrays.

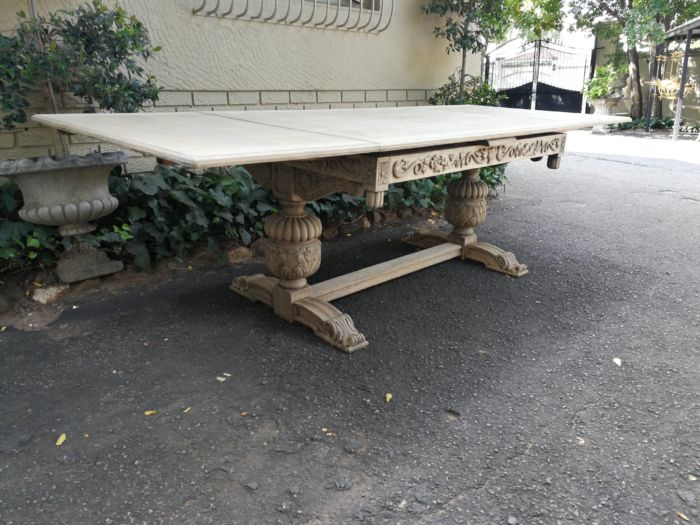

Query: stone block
[[156, 91, 193, 107], [353, 102, 377, 109], [125, 156, 157, 174], [376, 102, 398, 108], [193, 92, 228, 106], [366, 90, 387, 102], [317, 91, 342, 103], [17, 128, 53, 147], [387, 90, 407, 102], [261, 91, 290, 104], [342, 91, 365, 103], [290, 91, 317, 104], [329, 103, 355, 109], [70, 134, 101, 145], [1, 146, 52, 160], [228, 91, 260, 105], [407, 90, 427, 101], [0, 133, 15, 149], [246, 105, 277, 111]]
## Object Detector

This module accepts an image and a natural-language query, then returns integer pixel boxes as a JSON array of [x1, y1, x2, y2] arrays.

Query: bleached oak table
[[34, 106, 628, 352]]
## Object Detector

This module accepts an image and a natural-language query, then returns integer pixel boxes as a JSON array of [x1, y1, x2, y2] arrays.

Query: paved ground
[[1, 132, 699, 525]]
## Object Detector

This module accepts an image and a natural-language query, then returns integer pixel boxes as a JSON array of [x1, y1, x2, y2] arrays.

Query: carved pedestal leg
[[405, 169, 528, 277], [231, 182, 368, 353]]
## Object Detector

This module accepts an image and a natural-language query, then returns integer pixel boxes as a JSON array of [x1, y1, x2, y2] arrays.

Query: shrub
[[429, 74, 506, 107], [0, 0, 161, 131], [0, 165, 458, 276], [585, 64, 627, 100]]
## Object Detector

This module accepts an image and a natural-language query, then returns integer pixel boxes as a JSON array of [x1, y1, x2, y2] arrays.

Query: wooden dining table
[[34, 105, 628, 352]]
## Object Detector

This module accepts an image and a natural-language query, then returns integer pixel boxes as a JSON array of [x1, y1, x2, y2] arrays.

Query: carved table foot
[[294, 297, 368, 353], [231, 275, 368, 353], [463, 242, 528, 277]]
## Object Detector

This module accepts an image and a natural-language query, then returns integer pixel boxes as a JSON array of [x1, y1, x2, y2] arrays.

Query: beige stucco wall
[[1, 0, 470, 91], [0, 0, 477, 166]]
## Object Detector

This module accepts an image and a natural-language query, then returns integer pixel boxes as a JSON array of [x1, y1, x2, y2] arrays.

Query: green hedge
[[0, 164, 508, 275]]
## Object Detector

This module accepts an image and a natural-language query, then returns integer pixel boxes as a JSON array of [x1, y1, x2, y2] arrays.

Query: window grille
[[192, 0, 394, 33]]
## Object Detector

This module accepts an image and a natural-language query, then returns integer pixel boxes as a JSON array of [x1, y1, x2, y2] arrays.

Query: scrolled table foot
[[462, 242, 529, 277], [295, 297, 368, 353]]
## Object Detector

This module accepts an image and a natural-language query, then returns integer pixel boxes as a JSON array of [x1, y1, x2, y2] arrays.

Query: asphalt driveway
[[1, 131, 699, 525]]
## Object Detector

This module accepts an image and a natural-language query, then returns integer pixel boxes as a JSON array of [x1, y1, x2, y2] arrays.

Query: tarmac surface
[[1, 131, 699, 524]]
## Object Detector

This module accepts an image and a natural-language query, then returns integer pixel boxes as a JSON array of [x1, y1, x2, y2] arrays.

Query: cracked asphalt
[[1, 132, 699, 524]]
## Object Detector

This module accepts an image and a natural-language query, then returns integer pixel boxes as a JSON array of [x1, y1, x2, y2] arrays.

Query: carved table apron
[[32, 106, 628, 353]]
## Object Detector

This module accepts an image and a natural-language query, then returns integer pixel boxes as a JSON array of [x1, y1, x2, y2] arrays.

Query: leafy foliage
[[91, 165, 271, 270], [0, 182, 63, 270], [1, 165, 464, 275], [506, 0, 563, 41], [423, 0, 511, 57], [430, 74, 506, 106], [615, 116, 675, 130], [0, 0, 161, 130], [585, 64, 627, 100]]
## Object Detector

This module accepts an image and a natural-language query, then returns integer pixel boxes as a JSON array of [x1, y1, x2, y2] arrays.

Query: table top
[[33, 105, 629, 169]]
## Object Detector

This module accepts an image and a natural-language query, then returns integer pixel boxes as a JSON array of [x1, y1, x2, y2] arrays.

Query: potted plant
[[585, 64, 627, 131], [0, 0, 160, 282]]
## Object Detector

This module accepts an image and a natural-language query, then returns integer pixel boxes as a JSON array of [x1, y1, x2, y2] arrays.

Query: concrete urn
[[0, 152, 128, 283], [590, 98, 621, 134]]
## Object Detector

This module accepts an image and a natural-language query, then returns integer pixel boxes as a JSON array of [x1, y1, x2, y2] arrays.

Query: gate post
[[530, 40, 542, 110]]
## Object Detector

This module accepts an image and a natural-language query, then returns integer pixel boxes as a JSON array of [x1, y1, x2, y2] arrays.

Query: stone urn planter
[[590, 98, 621, 134], [0, 152, 128, 283]]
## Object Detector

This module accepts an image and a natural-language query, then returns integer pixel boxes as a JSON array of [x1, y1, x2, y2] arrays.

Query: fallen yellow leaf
[[143, 341, 150, 347], [144, 410, 158, 416], [33, 281, 43, 288], [576, 437, 586, 445], [240, 411, 249, 417], [223, 372, 232, 377], [385, 393, 393, 403], [55, 433, 67, 446], [613, 358, 622, 367], [0, 326, 6, 332], [675, 511, 689, 522], [183, 406, 192, 414], [688, 474, 697, 481]]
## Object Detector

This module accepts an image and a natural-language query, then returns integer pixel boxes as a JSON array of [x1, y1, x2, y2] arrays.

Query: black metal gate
[[486, 40, 590, 113]]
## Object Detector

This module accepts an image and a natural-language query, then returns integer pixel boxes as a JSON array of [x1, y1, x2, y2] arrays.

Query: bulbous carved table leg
[[405, 169, 528, 277], [231, 188, 368, 353]]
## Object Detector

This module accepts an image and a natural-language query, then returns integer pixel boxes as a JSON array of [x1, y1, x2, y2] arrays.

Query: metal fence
[[487, 40, 591, 113]]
